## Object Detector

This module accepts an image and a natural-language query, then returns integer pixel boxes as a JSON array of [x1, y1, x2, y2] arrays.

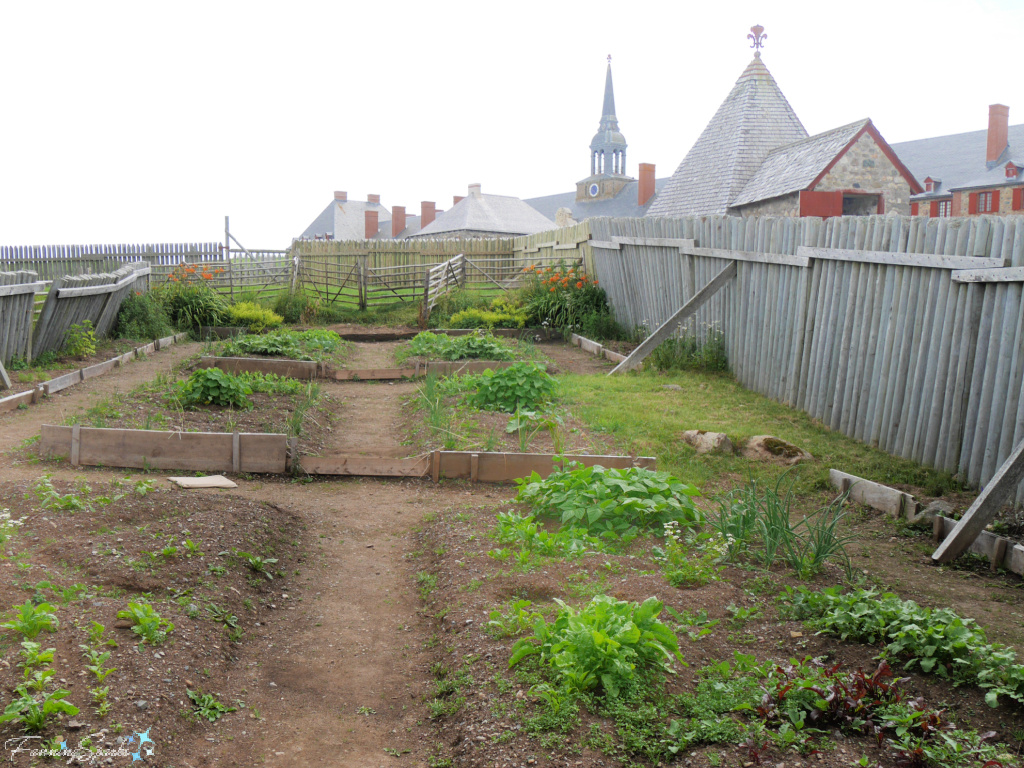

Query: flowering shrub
[[157, 263, 228, 331], [226, 301, 283, 332], [517, 263, 612, 331], [0, 508, 25, 548]]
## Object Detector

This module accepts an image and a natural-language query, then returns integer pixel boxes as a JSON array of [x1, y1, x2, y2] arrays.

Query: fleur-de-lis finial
[[607, 53, 612, 64], [748, 24, 766, 56]]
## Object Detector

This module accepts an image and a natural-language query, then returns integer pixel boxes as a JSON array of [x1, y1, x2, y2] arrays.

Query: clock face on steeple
[[588, 183, 600, 198]]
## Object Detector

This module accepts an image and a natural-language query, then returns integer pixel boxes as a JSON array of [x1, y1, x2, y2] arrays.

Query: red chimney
[[453, 195, 465, 206], [421, 201, 436, 228], [638, 163, 656, 206], [367, 193, 381, 204], [392, 205, 406, 237], [334, 191, 347, 202], [987, 104, 1010, 165], [364, 210, 378, 239]]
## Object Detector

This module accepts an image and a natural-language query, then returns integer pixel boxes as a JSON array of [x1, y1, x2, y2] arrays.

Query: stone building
[[647, 29, 920, 219], [893, 105, 1024, 218]]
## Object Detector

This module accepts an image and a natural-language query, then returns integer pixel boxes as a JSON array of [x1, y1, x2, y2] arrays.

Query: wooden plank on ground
[[201, 356, 318, 380], [931, 514, 1021, 574], [300, 455, 431, 477], [38, 425, 287, 473], [438, 452, 656, 482], [136, 343, 156, 355], [43, 370, 83, 395], [155, 335, 176, 350], [81, 358, 118, 380], [828, 469, 915, 517], [933, 437, 1024, 563], [331, 367, 417, 381], [610, 260, 738, 374], [0, 389, 33, 414]]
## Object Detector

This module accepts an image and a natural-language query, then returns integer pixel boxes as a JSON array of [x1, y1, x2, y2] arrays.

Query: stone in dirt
[[741, 435, 812, 465], [681, 430, 734, 455], [908, 498, 955, 524]]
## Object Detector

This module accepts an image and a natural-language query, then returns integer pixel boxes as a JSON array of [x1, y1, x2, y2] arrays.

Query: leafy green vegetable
[[510, 595, 683, 699], [173, 368, 253, 409], [116, 602, 174, 646], [406, 330, 517, 361], [468, 362, 555, 412], [515, 463, 702, 539]]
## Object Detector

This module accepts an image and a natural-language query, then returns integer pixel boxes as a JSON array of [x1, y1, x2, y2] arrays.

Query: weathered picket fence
[[0, 271, 46, 367], [32, 262, 151, 359], [583, 214, 1024, 505], [0, 243, 221, 280]]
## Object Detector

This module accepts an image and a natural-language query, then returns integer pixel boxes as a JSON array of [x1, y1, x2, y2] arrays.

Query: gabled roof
[[525, 177, 671, 220], [646, 55, 807, 217], [299, 199, 391, 241], [732, 119, 922, 206], [893, 123, 1024, 199], [415, 192, 553, 237], [732, 120, 869, 206]]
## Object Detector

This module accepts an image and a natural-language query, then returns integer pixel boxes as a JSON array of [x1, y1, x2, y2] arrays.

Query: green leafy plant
[[515, 463, 702, 539], [1, 601, 59, 638], [114, 291, 174, 340], [116, 602, 174, 645], [448, 306, 527, 329], [28, 475, 89, 512], [0, 686, 79, 732], [506, 408, 565, 453], [63, 319, 97, 359], [405, 330, 518, 362], [18, 641, 55, 673], [485, 599, 544, 639], [653, 524, 727, 588], [510, 595, 684, 699], [780, 586, 1024, 707], [219, 329, 343, 362], [234, 550, 278, 580], [647, 323, 728, 373], [80, 646, 116, 682], [238, 371, 306, 396], [187, 689, 237, 721], [172, 368, 253, 409], [491, 511, 609, 558], [207, 603, 238, 628], [468, 362, 555, 413], [517, 263, 611, 331], [87, 621, 117, 647], [226, 301, 283, 332]]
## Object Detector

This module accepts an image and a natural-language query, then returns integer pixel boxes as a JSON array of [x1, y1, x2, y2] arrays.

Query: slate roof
[[414, 192, 553, 238], [731, 120, 870, 207], [524, 177, 671, 221], [893, 123, 1024, 200], [645, 55, 807, 217], [299, 199, 392, 241]]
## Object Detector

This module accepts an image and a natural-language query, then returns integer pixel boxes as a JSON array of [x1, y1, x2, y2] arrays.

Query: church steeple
[[590, 56, 627, 177]]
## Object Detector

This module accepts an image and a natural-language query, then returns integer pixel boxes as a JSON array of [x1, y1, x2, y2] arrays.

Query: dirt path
[[0, 338, 507, 768]]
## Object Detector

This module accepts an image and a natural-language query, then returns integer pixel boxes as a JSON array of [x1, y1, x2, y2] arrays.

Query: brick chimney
[[391, 206, 406, 237], [364, 210, 378, 239], [453, 195, 465, 206], [367, 193, 381, 204], [421, 201, 436, 228], [638, 163, 656, 206], [987, 104, 1010, 166], [334, 191, 347, 202], [469, 183, 482, 198]]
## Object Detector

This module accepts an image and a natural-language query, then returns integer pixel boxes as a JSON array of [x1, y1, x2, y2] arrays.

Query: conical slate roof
[[646, 55, 807, 216]]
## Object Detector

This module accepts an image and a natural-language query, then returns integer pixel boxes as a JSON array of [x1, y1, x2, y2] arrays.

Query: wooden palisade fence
[[0, 271, 45, 367], [584, 213, 1024, 506]]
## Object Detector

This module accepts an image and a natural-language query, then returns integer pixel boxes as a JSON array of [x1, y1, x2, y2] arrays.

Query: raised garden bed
[[0, 334, 187, 414]]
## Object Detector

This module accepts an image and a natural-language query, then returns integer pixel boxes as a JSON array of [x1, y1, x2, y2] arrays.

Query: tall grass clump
[[646, 324, 728, 373]]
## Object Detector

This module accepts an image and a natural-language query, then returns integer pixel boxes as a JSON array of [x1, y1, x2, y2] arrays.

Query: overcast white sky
[[1, 0, 1021, 249]]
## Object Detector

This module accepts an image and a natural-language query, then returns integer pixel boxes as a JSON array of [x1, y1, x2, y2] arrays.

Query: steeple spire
[[590, 56, 627, 177]]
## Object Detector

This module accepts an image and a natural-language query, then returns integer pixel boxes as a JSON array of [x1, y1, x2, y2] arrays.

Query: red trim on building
[[806, 121, 925, 195], [968, 193, 978, 214], [991, 190, 1000, 212], [1013, 188, 1023, 211], [911, 202, 920, 216]]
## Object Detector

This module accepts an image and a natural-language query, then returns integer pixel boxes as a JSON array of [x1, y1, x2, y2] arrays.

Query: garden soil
[[0, 337, 1022, 768]]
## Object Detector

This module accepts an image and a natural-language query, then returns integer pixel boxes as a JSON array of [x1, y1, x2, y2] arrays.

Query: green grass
[[559, 370, 951, 497]]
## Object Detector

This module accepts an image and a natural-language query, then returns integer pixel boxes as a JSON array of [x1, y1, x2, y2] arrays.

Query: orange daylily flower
[[576, 281, 584, 289]]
